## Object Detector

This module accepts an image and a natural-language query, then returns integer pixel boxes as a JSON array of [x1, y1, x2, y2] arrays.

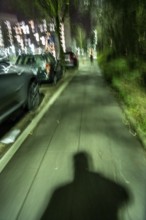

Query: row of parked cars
[[0, 51, 79, 124]]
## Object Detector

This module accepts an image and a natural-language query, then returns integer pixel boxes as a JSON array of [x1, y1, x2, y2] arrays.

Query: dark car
[[0, 59, 40, 124], [64, 51, 79, 68], [15, 52, 64, 84]]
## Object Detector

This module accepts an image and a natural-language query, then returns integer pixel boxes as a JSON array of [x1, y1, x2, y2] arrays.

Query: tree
[[96, 0, 140, 57], [136, 0, 146, 57], [75, 25, 86, 52], [6, 0, 48, 20], [37, 0, 70, 61], [69, 0, 98, 54]]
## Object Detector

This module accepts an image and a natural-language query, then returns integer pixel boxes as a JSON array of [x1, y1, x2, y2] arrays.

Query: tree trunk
[[55, 15, 64, 62]]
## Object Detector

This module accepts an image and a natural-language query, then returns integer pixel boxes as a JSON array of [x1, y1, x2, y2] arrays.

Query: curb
[[0, 70, 77, 173]]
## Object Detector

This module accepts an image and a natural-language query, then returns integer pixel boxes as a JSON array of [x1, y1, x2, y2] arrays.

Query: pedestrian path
[[0, 61, 146, 220]]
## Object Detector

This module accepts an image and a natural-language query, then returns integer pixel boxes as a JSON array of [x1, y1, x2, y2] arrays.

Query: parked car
[[64, 51, 79, 68], [0, 59, 40, 124], [0, 56, 10, 73], [15, 52, 64, 84]]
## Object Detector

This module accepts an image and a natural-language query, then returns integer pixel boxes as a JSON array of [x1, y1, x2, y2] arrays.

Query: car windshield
[[16, 56, 27, 65], [45, 53, 56, 64], [16, 55, 35, 65], [15, 54, 55, 65]]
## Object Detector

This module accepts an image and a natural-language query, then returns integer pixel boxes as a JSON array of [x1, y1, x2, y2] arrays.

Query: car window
[[46, 53, 55, 64], [16, 56, 26, 65], [16, 55, 36, 65], [15, 54, 56, 66], [26, 56, 35, 65], [45, 55, 51, 63], [35, 55, 44, 65]]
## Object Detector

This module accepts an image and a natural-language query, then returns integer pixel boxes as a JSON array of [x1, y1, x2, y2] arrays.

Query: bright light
[[28, 20, 35, 32], [40, 36, 45, 45], [34, 32, 39, 42], [1, 17, 57, 57], [14, 24, 22, 35], [20, 21, 30, 34], [49, 23, 55, 32], [38, 24, 44, 33], [5, 20, 13, 45], [59, 23, 66, 52], [0, 26, 4, 47], [42, 19, 47, 32], [30, 43, 35, 53]]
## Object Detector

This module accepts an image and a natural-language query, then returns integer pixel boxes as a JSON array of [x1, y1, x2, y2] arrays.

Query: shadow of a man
[[41, 152, 129, 220]]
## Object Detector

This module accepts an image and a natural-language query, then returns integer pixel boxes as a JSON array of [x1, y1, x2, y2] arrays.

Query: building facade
[[0, 13, 56, 57]]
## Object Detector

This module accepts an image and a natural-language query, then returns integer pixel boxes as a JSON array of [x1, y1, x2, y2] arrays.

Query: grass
[[112, 75, 146, 132], [98, 52, 146, 134]]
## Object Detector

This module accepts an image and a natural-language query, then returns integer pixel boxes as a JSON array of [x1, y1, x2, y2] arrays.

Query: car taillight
[[46, 63, 51, 74]]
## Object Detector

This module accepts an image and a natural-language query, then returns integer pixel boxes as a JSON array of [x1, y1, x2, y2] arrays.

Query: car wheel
[[74, 61, 79, 68], [26, 81, 40, 110], [53, 75, 57, 85], [61, 66, 66, 76]]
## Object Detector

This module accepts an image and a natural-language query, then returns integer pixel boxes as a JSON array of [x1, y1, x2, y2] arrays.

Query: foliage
[[10, 0, 48, 20], [37, 0, 70, 61], [101, 57, 129, 82], [136, 1, 146, 57], [69, 0, 99, 47], [99, 51, 146, 133], [38, 0, 69, 21], [74, 25, 86, 50], [97, 48, 114, 64], [112, 71, 146, 133], [90, 0, 146, 135], [96, 0, 146, 57]]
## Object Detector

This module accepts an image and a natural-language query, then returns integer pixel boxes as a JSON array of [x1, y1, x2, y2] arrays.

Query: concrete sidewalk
[[0, 69, 77, 172], [0, 60, 146, 220]]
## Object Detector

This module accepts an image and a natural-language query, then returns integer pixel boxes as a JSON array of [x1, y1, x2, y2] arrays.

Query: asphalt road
[[0, 60, 146, 220]]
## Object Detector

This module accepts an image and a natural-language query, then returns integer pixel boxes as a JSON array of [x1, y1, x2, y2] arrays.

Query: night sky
[[69, 2, 92, 39], [0, 0, 38, 20], [0, 0, 14, 13]]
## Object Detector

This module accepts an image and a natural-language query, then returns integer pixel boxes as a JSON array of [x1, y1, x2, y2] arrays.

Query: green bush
[[127, 56, 139, 69], [98, 56, 129, 83], [98, 53, 146, 134], [97, 48, 114, 65]]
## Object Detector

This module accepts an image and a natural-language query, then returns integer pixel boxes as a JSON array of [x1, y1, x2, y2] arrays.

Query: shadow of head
[[73, 151, 90, 171]]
